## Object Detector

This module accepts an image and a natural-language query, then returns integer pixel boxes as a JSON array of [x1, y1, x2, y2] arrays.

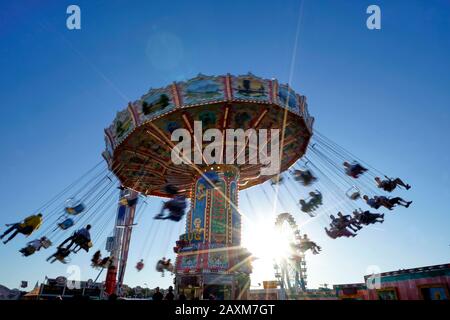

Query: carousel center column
[[175, 165, 251, 299]]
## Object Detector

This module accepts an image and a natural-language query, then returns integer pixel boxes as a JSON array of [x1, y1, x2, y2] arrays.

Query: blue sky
[[0, 0, 449, 291]]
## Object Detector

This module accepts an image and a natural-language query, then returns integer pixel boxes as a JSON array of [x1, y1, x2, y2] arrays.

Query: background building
[[25, 276, 104, 300], [365, 263, 449, 300], [249, 263, 450, 300], [334, 283, 368, 300]]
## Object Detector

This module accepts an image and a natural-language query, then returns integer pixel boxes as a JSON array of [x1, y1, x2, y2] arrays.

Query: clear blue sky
[[0, 0, 449, 291]]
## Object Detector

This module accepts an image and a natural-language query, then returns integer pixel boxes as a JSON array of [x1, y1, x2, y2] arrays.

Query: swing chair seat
[[56, 257, 69, 264], [136, 262, 144, 271], [58, 218, 75, 230], [349, 192, 361, 200], [301, 206, 312, 213], [41, 238, 52, 249], [346, 187, 361, 200], [77, 240, 92, 251], [18, 225, 35, 235], [65, 203, 85, 215], [20, 246, 36, 256], [52, 249, 72, 263]]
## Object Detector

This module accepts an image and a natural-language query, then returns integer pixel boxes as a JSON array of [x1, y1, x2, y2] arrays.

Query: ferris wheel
[[273, 213, 309, 297]]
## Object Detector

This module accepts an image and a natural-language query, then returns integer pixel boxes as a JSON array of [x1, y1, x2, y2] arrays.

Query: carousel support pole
[[104, 188, 139, 296]]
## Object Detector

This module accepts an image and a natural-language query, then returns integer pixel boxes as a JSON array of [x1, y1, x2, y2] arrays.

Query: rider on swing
[[136, 259, 144, 271], [58, 224, 92, 253], [326, 214, 357, 239], [91, 250, 102, 266], [325, 226, 356, 239], [154, 185, 187, 222], [352, 209, 384, 225], [375, 176, 411, 192], [343, 161, 368, 179], [363, 195, 412, 210], [337, 212, 361, 232], [300, 234, 321, 254], [156, 257, 173, 276], [293, 169, 317, 186], [47, 247, 71, 264], [19, 236, 51, 256], [91, 250, 113, 268], [299, 190, 322, 214], [1, 213, 43, 244]]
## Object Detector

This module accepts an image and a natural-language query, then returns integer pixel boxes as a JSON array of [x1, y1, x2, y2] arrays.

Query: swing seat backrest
[[65, 203, 85, 215], [22, 246, 36, 255], [59, 219, 75, 230], [78, 240, 92, 249], [350, 192, 360, 200], [57, 249, 71, 260], [41, 239, 52, 248]]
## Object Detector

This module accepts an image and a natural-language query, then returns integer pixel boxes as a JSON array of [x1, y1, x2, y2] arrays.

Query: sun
[[242, 217, 294, 284]]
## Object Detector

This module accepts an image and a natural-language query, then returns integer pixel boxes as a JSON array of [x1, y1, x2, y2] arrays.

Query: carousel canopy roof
[[103, 73, 314, 197]]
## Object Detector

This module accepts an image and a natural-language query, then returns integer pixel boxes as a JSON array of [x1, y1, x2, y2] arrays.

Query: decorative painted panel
[[230, 181, 241, 245], [278, 84, 300, 113], [190, 179, 207, 243], [178, 74, 226, 106], [209, 179, 227, 244], [231, 74, 270, 102], [137, 87, 175, 122]]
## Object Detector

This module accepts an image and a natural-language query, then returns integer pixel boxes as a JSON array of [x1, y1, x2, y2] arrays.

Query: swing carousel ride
[[1, 73, 412, 300]]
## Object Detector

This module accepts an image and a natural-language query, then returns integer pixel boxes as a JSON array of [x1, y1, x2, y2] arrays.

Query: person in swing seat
[[343, 161, 368, 178], [352, 209, 384, 225], [375, 176, 411, 192], [47, 247, 71, 264], [363, 195, 412, 210], [337, 212, 361, 232], [58, 224, 92, 252], [1, 213, 43, 244], [154, 196, 187, 221], [293, 169, 317, 186], [136, 259, 144, 271], [19, 236, 51, 256]]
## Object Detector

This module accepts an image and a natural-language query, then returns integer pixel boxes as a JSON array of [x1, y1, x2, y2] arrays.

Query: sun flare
[[242, 218, 294, 283]]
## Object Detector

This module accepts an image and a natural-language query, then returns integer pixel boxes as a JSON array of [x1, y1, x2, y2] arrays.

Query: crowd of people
[[150, 286, 218, 300]]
